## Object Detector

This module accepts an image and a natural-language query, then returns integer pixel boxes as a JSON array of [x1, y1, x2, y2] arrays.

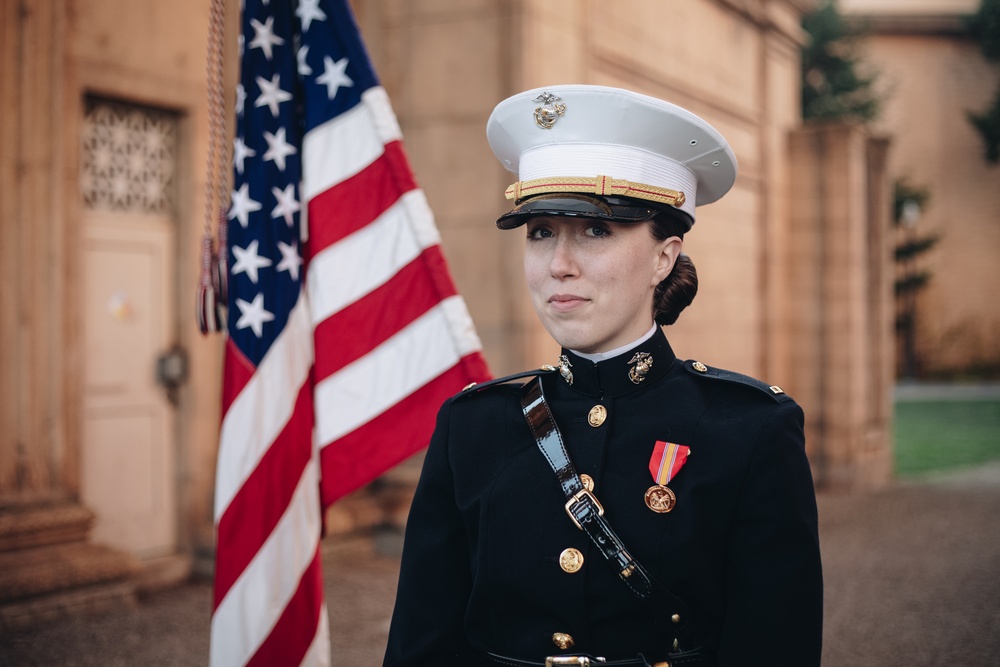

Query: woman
[[383, 85, 822, 667]]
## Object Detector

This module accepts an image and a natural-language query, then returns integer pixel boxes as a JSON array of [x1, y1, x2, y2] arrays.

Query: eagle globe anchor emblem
[[532, 92, 566, 129]]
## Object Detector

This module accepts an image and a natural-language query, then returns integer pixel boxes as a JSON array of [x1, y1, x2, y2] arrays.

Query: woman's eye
[[527, 226, 553, 240], [585, 224, 611, 238]]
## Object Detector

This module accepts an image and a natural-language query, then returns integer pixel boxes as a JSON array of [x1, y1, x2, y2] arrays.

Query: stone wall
[[842, 0, 1000, 376]]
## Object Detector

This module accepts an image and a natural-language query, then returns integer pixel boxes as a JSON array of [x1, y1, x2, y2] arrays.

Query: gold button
[[462, 382, 477, 391], [692, 361, 708, 373], [552, 632, 575, 650], [671, 613, 681, 623], [587, 404, 607, 427], [769, 385, 784, 395], [579, 473, 594, 492], [558, 547, 584, 573]]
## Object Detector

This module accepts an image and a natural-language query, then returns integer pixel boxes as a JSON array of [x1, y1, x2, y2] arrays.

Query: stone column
[[0, 0, 135, 629], [0, 0, 71, 503], [787, 122, 894, 489]]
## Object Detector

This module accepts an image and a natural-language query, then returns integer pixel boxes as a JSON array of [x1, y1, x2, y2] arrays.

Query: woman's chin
[[543, 326, 602, 354], [542, 328, 583, 352]]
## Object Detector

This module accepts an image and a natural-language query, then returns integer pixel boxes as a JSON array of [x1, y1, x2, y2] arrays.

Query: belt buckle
[[545, 657, 590, 667], [563, 489, 604, 530]]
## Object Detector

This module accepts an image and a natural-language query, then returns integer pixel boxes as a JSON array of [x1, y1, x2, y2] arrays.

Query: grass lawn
[[894, 399, 1000, 476]]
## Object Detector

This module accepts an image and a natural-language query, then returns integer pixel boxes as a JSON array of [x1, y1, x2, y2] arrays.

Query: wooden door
[[78, 99, 180, 559], [80, 212, 177, 558]]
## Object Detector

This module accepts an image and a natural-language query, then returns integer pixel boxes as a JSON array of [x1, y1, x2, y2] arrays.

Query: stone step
[[0, 579, 137, 631], [0, 541, 137, 603], [0, 539, 139, 631], [134, 552, 193, 594], [0, 501, 94, 552]]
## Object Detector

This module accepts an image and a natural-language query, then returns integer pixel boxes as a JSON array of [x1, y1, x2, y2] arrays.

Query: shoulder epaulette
[[453, 366, 559, 401], [682, 359, 794, 403]]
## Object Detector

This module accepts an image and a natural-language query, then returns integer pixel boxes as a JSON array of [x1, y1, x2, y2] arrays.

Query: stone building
[[841, 0, 1000, 378], [1, 0, 894, 625]]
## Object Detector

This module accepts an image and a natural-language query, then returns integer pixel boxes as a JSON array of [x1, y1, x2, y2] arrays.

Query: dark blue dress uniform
[[383, 329, 823, 666]]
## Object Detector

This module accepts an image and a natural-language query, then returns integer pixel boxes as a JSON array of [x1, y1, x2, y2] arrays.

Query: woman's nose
[[549, 237, 579, 278]]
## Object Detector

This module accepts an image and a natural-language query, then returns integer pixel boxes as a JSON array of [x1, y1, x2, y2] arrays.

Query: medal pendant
[[646, 440, 689, 514], [644, 484, 676, 513]]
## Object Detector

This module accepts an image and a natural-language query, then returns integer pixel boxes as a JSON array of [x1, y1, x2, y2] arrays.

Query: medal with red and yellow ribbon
[[644, 440, 690, 513]]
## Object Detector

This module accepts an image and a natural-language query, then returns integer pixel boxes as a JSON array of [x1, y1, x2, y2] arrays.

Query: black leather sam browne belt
[[493, 376, 712, 667]]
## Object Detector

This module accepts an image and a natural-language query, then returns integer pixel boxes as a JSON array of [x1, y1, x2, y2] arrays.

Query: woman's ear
[[652, 236, 684, 286]]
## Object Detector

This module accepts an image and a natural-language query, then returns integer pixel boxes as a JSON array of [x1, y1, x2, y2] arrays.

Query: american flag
[[211, 0, 490, 664]]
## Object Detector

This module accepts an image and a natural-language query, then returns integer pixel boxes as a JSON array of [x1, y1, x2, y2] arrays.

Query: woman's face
[[523, 216, 682, 354]]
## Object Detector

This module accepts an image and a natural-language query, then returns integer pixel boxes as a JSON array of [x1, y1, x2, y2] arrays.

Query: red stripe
[[629, 185, 680, 203], [649, 440, 665, 482], [320, 353, 490, 507], [222, 338, 256, 416], [312, 246, 456, 383], [307, 141, 417, 258], [213, 380, 315, 610], [246, 547, 325, 667]]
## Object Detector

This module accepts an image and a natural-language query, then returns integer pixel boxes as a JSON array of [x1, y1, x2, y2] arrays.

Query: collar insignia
[[628, 352, 653, 384], [557, 354, 574, 385]]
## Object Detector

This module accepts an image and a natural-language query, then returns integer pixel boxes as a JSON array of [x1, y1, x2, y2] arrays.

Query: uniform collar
[[556, 327, 676, 398], [571, 323, 658, 363]]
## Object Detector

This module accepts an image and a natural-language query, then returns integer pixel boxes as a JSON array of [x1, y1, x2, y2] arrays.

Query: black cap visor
[[496, 193, 691, 230]]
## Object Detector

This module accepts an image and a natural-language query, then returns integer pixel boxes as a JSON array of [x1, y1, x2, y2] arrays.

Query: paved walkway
[[2, 467, 999, 666], [894, 382, 1000, 401]]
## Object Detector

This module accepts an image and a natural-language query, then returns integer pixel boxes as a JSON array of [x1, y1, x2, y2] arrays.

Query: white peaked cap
[[487, 85, 738, 224]]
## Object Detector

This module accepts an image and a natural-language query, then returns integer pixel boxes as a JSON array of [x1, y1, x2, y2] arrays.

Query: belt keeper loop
[[544, 657, 591, 666], [596, 174, 607, 196]]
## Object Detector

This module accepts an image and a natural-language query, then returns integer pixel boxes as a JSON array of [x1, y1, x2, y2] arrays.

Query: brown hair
[[648, 211, 698, 326]]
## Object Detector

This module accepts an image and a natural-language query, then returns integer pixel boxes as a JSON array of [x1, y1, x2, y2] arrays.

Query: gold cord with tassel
[[197, 0, 228, 334]]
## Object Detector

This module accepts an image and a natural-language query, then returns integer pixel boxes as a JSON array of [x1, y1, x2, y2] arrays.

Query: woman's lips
[[548, 294, 589, 312]]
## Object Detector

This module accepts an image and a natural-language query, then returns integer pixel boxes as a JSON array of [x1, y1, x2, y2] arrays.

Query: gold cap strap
[[504, 175, 686, 208]]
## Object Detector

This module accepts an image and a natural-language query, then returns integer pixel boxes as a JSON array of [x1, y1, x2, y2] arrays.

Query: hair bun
[[654, 253, 698, 326]]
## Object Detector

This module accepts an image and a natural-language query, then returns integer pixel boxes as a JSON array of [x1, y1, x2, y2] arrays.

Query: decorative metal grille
[[81, 98, 178, 214]]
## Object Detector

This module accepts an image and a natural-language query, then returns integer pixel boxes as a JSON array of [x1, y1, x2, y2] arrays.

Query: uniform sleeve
[[717, 400, 823, 666], [382, 398, 477, 667]]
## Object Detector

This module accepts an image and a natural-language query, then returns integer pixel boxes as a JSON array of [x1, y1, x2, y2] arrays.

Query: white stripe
[[307, 189, 440, 325], [301, 86, 401, 203], [210, 458, 323, 667], [361, 87, 403, 146], [315, 296, 482, 447], [215, 295, 313, 520], [300, 605, 331, 667]]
